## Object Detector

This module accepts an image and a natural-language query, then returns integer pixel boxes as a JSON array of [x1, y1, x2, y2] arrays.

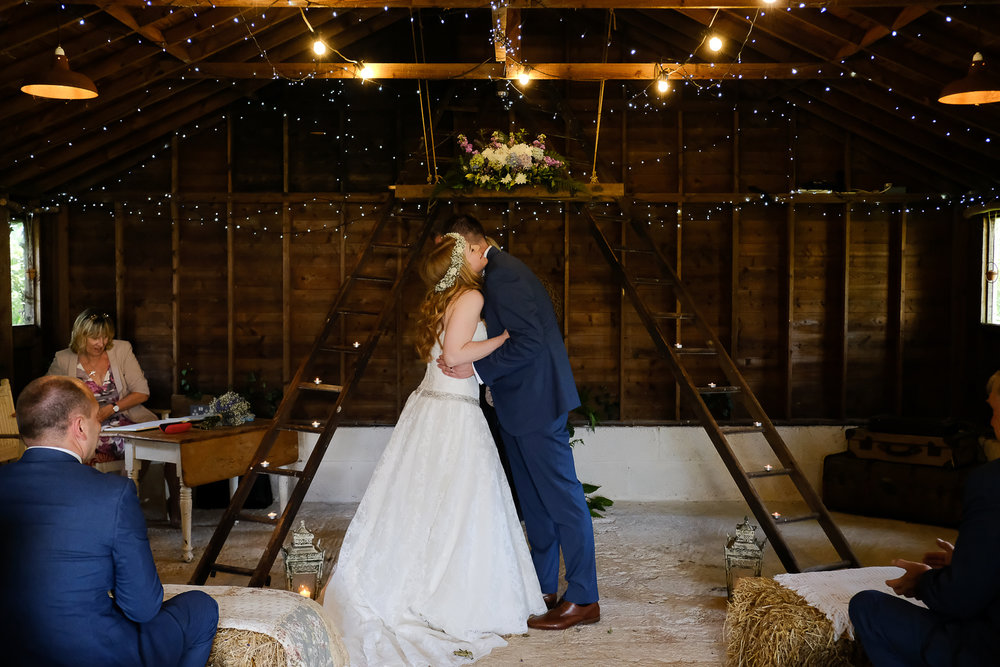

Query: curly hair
[[69, 308, 116, 354], [414, 236, 483, 361]]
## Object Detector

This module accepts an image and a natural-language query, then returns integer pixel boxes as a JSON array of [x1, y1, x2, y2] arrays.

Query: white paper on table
[[102, 417, 203, 432]]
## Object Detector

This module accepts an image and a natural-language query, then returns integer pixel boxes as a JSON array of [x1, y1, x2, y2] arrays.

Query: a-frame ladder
[[190, 195, 441, 587], [581, 202, 859, 574]]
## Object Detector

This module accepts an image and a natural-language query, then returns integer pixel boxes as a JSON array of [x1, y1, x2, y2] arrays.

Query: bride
[[322, 232, 545, 666]]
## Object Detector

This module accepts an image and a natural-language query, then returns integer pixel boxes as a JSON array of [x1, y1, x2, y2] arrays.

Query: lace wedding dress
[[322, 322, 545, 666]]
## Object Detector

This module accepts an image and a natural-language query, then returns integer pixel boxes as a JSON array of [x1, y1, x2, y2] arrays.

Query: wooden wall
[[28, 80, 974, 424]]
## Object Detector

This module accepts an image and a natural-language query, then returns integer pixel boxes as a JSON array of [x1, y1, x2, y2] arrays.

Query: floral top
[[76, 364, 135, 462]]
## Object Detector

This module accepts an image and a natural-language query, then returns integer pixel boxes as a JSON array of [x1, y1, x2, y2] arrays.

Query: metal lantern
[[282, 520, 326, 600], [724, 516, 767, 600]]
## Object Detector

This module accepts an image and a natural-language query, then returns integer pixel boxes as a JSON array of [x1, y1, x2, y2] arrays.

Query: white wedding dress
[[322, 321, 545, 666]]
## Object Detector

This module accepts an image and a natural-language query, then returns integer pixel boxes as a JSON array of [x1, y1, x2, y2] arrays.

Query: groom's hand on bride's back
[[436, 355, 475, 379]]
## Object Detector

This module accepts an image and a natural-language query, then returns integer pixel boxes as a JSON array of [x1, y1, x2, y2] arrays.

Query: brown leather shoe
[[542, 593, 559, 610], [527, 600, 600, 630]]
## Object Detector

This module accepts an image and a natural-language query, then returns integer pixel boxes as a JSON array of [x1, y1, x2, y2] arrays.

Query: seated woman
[[47, 308, 157, 463]]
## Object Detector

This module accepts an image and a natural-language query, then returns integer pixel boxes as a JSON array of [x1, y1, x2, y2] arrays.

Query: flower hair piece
[[434, 232, 467, 292]]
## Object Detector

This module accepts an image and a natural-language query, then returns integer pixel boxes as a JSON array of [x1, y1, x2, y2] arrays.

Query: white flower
[[501, 174, 513, 184], [514, 172, 528, 185], [531, 146, 544, 161]]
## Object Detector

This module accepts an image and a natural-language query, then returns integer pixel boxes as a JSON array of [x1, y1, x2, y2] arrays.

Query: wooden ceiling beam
[[185, 61, 844, 80], [98, 2, 194, 63], [45, 0, 1000, 8]]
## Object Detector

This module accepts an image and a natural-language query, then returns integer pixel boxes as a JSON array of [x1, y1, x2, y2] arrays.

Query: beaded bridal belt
[[414, 387, 480, 406]]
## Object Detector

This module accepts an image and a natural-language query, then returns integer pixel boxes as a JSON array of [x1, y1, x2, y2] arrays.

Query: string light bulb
[[657, 72, 670, 94], [517, 66, 531, 86], [312, 39, 327, 56], [708, 35, 723, 52], [358, 63, 373, 80]]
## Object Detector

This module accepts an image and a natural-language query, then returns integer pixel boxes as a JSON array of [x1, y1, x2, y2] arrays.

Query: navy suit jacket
[[0, 447, 165, 666], [916, 458, 1000, 657], [475, 248, 580, 436]]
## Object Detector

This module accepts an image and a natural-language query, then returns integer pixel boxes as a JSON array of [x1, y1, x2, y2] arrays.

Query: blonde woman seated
[[47, 308, 157, 464]]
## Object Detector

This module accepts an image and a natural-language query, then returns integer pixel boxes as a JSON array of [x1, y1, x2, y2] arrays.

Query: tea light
[[754, 421, 762, 427], [314, 377, 321, 385], [763, 464, 773, 472], [708, 382, 716, 388], [352, 341, 360, 348], [268, 512, 278, 520], [298, 585, 312, 598], [312, 420, 321, 428], [674, 343, 683, 349], [772, 512, 781, 519], [260, 460, 269, 468]]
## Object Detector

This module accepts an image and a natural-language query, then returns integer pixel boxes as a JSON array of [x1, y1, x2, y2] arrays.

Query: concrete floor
[[145, 488, 954, 666]]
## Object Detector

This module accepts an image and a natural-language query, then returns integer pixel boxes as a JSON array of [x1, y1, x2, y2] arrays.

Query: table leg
[[179, 484, 194, 563], [279, 476, 289, 512], [125, 451, 141, 492]]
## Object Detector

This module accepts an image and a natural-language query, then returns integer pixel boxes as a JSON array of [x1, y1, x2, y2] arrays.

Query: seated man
[[0, 376, 219, 666], [848, 371, 1000, 666]]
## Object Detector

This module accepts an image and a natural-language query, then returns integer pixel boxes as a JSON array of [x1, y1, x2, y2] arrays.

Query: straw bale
[[208, 628, 287, 667], [724, 577, 864, 667]]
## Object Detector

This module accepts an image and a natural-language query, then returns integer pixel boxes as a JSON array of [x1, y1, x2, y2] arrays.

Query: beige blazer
[[47, 340, 158, 424]]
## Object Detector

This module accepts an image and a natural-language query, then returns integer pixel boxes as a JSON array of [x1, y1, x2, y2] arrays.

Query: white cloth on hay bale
[[164, 584, 348, 667], [774, 566, 926, 640]]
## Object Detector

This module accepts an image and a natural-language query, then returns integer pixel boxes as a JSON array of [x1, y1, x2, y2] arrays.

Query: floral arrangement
[[435, 129, 584, 195], [197, 391, 255, 428]]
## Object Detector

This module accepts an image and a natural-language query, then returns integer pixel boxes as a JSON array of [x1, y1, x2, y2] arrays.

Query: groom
[[439, 214, 600, 630]]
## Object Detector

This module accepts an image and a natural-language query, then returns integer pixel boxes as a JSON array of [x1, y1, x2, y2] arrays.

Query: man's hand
[[922, 538, 955, 569], [436, 355, 474, 379], [886, 558, 931, 597]]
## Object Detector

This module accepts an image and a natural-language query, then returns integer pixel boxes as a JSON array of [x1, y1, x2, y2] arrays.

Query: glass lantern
[[281, 520, 326, 600], [724, 516, 767, 600]]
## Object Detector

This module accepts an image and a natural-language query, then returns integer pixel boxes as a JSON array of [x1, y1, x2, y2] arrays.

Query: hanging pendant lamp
[[21, 46, 98, 100], [939, 52, 1000, 105]]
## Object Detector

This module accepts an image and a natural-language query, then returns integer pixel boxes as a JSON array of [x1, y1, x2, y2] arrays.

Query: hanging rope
[[590, 10, 615, 185], [410, 10, 435, 184]]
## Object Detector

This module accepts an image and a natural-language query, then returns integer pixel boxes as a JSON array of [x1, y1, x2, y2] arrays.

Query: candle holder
[[724, 516, 767, 600], [281, 520, 326, 600]]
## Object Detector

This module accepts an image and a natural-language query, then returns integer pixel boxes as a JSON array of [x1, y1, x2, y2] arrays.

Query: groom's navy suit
[[475, 247, 599, 605], [0, 447, 218, 667]]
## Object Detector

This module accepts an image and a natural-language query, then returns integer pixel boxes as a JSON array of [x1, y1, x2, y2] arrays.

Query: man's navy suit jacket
[[475, 248, 580, 435], [0, 447, 165, 666]]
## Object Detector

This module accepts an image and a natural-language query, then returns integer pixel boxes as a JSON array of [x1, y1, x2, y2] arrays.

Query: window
[[9, 217, 36, 326]]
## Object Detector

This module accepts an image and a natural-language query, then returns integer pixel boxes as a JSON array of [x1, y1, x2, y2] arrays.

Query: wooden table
[[117, 423, 298, 562]]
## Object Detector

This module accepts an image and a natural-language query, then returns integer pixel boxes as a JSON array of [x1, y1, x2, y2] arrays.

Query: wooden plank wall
[[34, 89, 961, 424]]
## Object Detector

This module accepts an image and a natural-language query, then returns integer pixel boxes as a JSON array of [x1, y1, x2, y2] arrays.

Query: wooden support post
[[888, 209, 906, 414], [731, 109, 740, 357], [226, 115, 235, 389], [282, 116, 291, 384], [838, 205, 851, 419], [114, 202, 125, 335], [0, 203, 11, 381], [784, 204, 795, 419], [171, 137, 181, 395], [56, 207, 70, 343]]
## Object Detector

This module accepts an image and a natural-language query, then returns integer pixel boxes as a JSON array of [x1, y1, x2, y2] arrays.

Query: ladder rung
[[698, 385, 740, 394], [319, 344, 362, 353], [336, 309, 381, 317], [236, 512, 278, 524], [353, 274, 393, 284], [801, 560, 854, 573], [720, 425, 764, 435], [371, 242, 412, 250], [297, 382, 343, 393], [746, 467, 791, 479], [211, 563, 255, 576], [281, 423, 325, 434], [772, 512, 820, 525], [675, 347, 716, 355], [256, 466, 304, 478]]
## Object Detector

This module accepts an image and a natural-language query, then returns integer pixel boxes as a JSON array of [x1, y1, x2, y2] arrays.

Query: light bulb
[[359, 64, 373, 79], [518, 70, 530, 86], [657, 76, 670, 93], [708, 35, 723, 52], [312, 39, 326, 56]]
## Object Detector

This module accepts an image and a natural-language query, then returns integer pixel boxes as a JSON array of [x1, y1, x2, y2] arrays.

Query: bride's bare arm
[[441, 290, 509, 366]]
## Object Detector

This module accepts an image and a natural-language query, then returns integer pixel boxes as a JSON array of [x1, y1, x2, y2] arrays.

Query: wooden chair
[[0, 379, 25, 463]]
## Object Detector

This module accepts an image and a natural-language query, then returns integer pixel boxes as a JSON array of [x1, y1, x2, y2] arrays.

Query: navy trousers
[[501, 414, 599, 605], [139, 590, 219, 667]]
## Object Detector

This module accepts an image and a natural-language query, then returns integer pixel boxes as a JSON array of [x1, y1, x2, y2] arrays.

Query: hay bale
[[725, 577, 864, 667], [208, 628, 287, 667]]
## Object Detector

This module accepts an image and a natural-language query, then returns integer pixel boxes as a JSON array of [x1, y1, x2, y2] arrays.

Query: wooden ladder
[[189, 195, 441, 587], [582, 203, 859, 574]]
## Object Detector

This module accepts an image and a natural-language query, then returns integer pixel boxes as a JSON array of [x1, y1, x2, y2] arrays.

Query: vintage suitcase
[[822, 451, 975, 527], [845, 427, 981, 468]]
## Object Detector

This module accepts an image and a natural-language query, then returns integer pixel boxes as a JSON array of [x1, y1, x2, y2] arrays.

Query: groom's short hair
[[443, 214, 487, 241]]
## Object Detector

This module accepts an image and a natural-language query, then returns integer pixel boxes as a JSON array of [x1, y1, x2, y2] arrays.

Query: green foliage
[[179, 364, 202, 400], [9, 221, 28, 326]]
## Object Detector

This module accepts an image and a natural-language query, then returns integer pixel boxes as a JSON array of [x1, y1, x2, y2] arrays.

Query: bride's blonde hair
[[415, 235, 483, 361]]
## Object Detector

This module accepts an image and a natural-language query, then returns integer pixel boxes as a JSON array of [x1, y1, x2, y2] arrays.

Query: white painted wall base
[[297, 425, 850, 504]]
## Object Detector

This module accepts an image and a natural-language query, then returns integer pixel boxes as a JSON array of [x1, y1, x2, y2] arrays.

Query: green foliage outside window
[[9, 221, 32, 326]]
